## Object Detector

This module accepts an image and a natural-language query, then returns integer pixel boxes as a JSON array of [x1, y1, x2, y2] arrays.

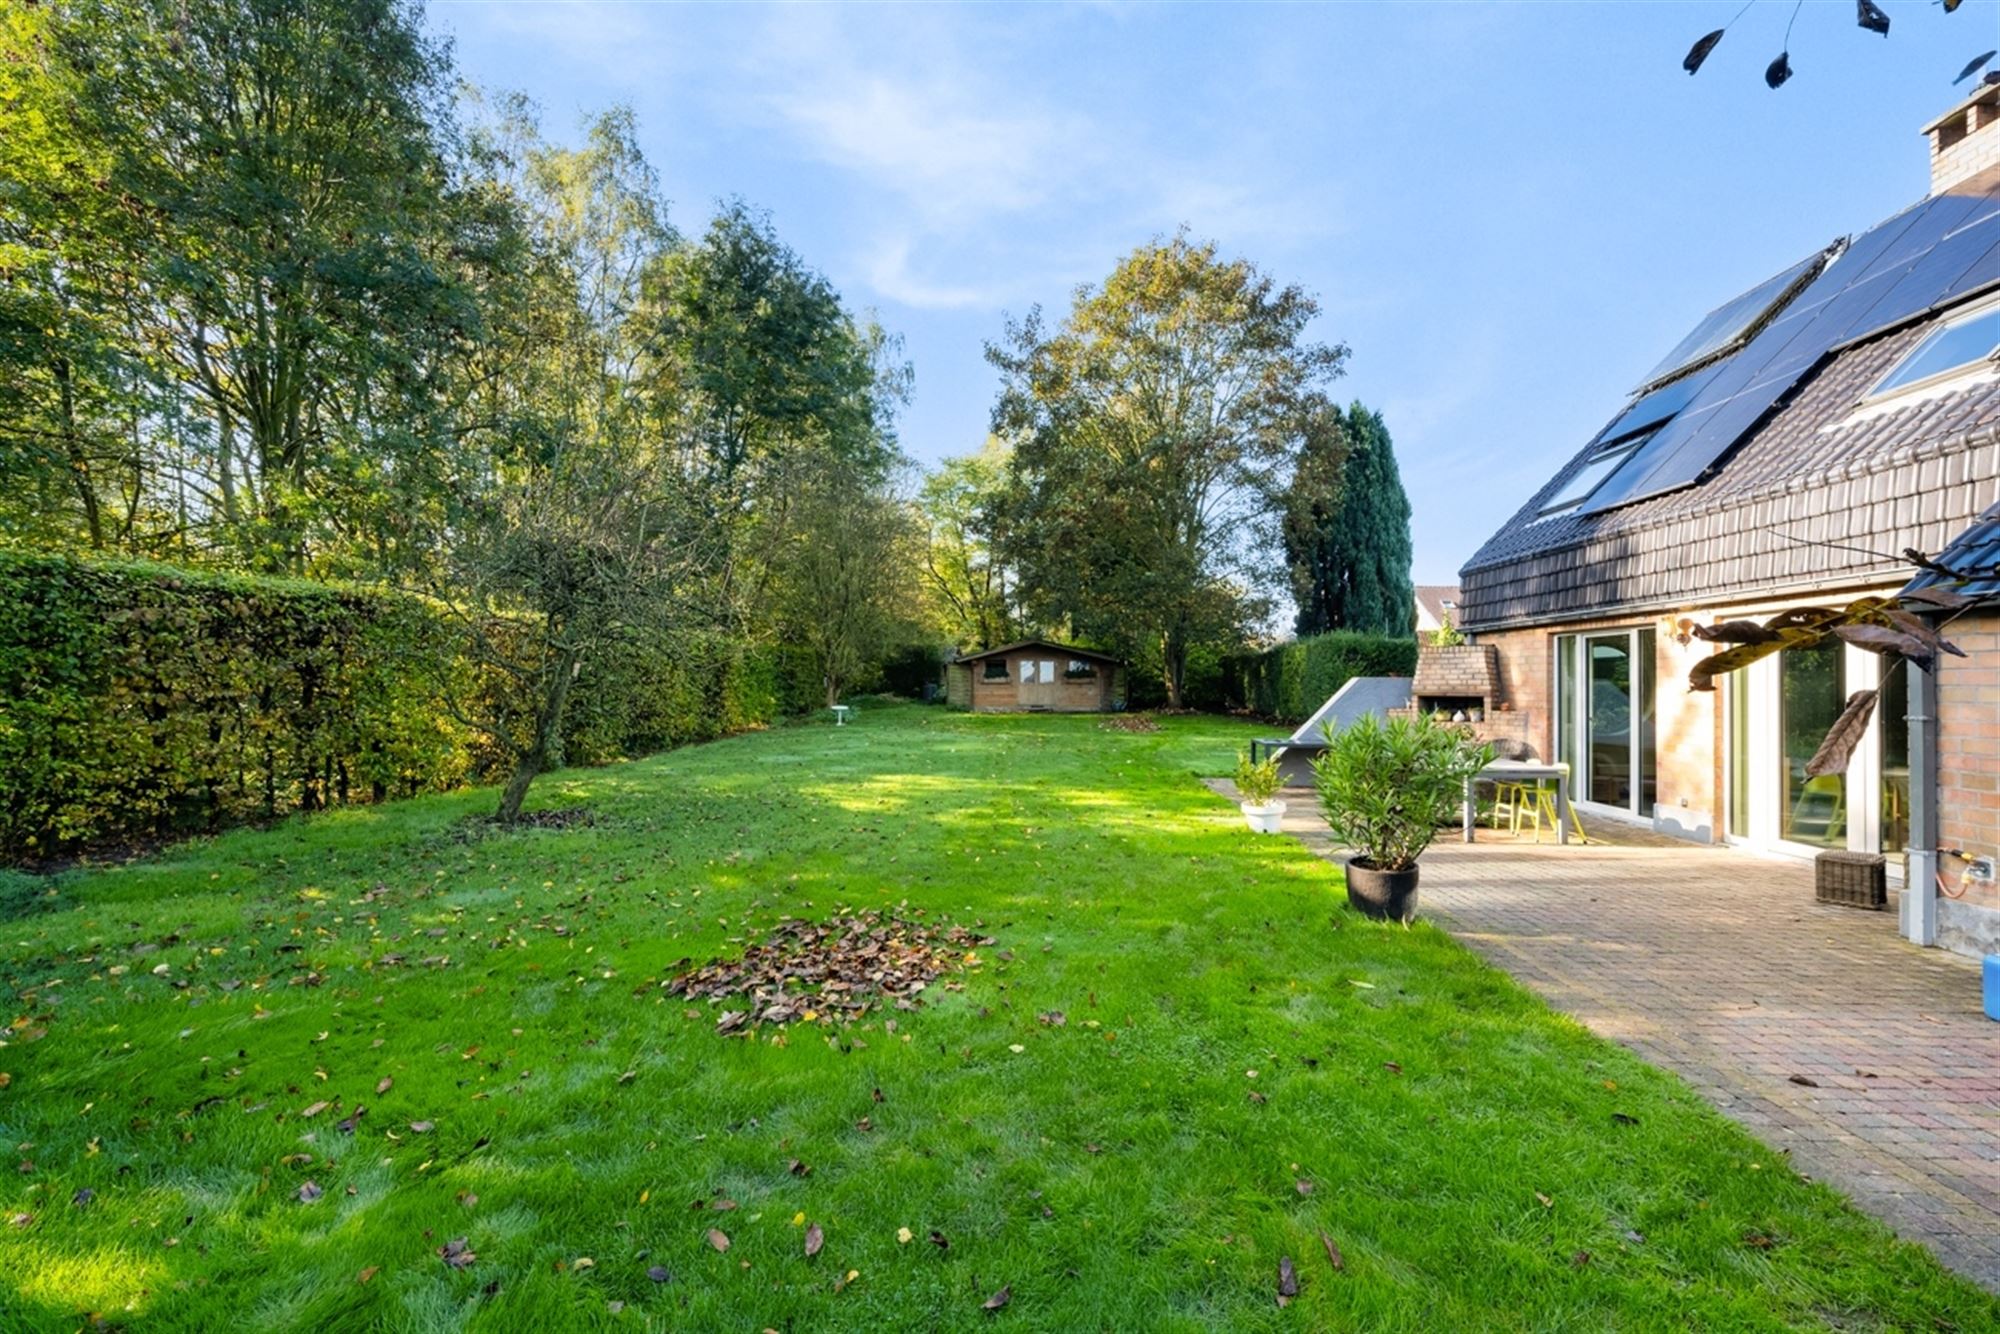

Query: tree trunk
[[496, 643, 582, 823], [1162, 626, 1187, 710]]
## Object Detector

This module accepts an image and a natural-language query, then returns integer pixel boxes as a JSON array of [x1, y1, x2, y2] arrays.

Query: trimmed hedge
[[1219, 631, 1418, 723], [0, 552, 802, 856]]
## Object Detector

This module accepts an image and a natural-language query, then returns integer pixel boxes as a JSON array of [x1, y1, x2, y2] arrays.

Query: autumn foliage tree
[[987, 233, 1346, 706]]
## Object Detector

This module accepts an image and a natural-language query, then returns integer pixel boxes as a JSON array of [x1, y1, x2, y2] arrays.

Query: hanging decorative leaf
[[1805, 689, 1880, 777], [1881, 608, 1967, 658], [1685, 29, 1726, 74], [1690, 619, 1783, 645], [1856, 0, 1890, 36], [1943, 0, 1967, 14], [1903, 584, 1975, 610], [1766, 52, 1794, 88], [1956, 50, 1997, 84], [1689, 638, 1791, 691], [1833, 623, 1936, 670]]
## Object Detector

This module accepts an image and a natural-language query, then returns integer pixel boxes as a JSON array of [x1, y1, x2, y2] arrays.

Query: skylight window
[[1533, 427, 1661, 522], [1869, 303, 2000, 398]]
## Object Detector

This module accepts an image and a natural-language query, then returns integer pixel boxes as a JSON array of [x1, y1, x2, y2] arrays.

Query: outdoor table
[[831, 705, 852, 727], [1464, 760, 1573, 845], [1249, 737, 1327, 767]]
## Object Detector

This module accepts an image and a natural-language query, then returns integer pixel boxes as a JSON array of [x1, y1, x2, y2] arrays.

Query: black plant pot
[[1344, 857, 1420, 923]]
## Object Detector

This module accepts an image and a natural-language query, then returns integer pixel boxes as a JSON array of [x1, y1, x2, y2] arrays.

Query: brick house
[[1455, 84, 2000, 956], [944, 640, 1127, 713]]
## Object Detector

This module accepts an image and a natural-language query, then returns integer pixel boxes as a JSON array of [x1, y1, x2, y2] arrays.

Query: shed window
[[1065, 659, 1097, 679], [1020, 660, 1040, 684], [981, 658, 1009, 681]]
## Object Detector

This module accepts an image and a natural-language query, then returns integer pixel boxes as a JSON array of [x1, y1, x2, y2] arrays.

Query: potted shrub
[[1233, 750, 1286, 834], [1312, 714, 1492, 922]]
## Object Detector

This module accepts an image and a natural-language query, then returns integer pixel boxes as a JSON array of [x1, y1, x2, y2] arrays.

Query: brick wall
[[1411, 644, 1500, 709], [1929, 87, 2000, 195], [1935, 610, 2000, 911]]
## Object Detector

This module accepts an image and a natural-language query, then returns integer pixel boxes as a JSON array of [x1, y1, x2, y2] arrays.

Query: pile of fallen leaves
[[666, 911, 995, 1035], [1098, 714, 1160, 733]]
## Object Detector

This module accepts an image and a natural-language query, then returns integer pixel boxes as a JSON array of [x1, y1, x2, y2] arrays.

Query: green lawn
[[1, 704, 1992, 1331]]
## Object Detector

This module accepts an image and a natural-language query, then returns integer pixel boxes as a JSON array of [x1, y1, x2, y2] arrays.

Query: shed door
[[1020, 658, 1059, 708]]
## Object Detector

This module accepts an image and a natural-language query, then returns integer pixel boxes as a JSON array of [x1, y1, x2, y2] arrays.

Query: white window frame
[[1863, 290, 2000, 406], [1725, 644, 1885, 859], [1553, 629, 1654, 820]]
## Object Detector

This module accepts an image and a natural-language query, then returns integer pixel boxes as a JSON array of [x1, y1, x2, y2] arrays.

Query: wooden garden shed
[[944, 640, 1127, 713]]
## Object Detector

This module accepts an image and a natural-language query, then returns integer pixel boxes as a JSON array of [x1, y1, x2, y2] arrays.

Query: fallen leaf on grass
[[1247, 1091, 1267, 1105], [706, 1228, 730, 1253], [1277, 1256, 1299, 1307], [896, 1227, 913, 1245], [788, 1158, 811, 1177], [1611, 1112, 1640, 1125], [297, 1181, 323, 1204], [1535, 1192, 1553, 1209], [572, 1257, 595, 1271], [647, 1264, 673, 1283], [1382, 1061, 1402, 1075], [1295, 1178, 1313, 1197], [929, 1230, 949, 1251], [1319, 1230, 1343, 1271], [1571, 1250, 1591, 1267], [357, 1266, 378, 1284], [983, 1285, 1011, 1312], [301, 1100, 330, 1118], [409, 1121, 435, 1134], [376, 1077, 393, 1095], [1743, 1233, 1775, 1250], [805, 1223, 824, 1257], [439, 1236, 476, 1269], [71, 1189, 93, 1208]]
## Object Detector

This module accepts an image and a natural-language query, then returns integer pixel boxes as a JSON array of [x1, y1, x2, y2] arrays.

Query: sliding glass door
[[1722, 640, 1904, 866], [1555, 629, 1657, 818]]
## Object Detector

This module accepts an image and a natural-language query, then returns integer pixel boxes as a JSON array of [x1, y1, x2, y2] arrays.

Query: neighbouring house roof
[[1414, 584, 1461, 625], [950, 639, 1125, 666], [1459, 163, 2000, 631]]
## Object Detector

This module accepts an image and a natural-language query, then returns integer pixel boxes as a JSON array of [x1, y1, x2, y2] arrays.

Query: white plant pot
[[1241, 800, 1287, 834]]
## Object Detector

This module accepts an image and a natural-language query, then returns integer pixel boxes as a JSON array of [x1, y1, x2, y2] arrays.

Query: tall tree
[[634, 201, 908, 611], [988, 233, 1345, 705], [771, 458, 915, 707], [917, 441, 1018, 651], [1283, 402, 1414, 637], [440, 106, 719, 823], [3, 0, 480, 572]]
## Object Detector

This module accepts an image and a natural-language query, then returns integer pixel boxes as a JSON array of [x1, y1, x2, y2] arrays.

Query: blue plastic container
[[1986, 955, 2000, 1022]]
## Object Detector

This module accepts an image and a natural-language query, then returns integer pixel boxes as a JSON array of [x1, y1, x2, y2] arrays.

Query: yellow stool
[[1517, 780, 1590, 844], [1489, 781, 1528, 830]]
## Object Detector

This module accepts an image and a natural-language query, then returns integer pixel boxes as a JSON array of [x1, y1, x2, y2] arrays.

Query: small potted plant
[[1233, 750, 1287, 834], [1312, 713, 1492, 922]]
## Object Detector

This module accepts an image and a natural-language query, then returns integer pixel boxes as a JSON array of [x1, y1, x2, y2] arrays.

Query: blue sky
[[432, 0, 2000, 586]]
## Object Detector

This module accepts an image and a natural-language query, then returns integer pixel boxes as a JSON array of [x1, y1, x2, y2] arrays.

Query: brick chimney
[[1924, 80, 2000, 195]]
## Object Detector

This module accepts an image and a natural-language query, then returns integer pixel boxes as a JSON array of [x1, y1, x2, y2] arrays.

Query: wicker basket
[[1815, 851, 1887, 909]]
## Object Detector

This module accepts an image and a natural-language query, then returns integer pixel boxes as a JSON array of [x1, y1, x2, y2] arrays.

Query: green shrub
[[1312, 713, 1491, 871], [0, 552, 474, 854], [1219, 631, 1417, 721], [0, 552, 808, 857]]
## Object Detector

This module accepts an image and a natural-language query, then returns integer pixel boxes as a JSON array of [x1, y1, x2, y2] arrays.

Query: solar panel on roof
[[1593, 363, 1721, 444], [1578, 180, 2000, 517], [1634, 252, 1830, 392]]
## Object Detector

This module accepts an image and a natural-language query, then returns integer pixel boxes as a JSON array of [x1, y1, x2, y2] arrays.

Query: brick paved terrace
[[1245, 785, 2000, 1291]]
